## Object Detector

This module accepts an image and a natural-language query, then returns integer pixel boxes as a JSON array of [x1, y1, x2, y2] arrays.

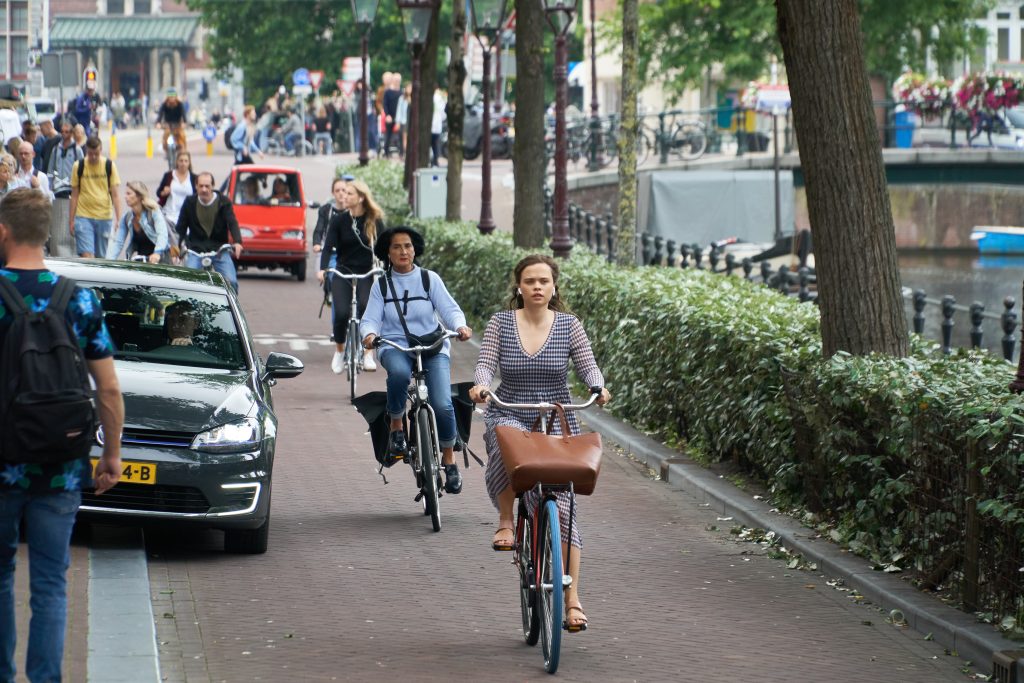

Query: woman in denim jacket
[[105, 181, 169, 263]]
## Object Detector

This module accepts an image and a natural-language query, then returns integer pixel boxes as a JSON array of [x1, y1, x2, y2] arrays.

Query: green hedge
[[352, 162, 1024, 627]]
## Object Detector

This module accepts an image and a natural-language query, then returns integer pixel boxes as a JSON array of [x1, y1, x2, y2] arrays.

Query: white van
[[28, 97, 57, 123]]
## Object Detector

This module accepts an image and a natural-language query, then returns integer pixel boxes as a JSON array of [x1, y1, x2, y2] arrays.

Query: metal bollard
[[725, 253, 736, 276], [653, 236, 664, 265], [708, 246, 720, 273], [641, 234, 653, 265], [941, 295, 956, 355], [798, 267, 811, 301], [776, 264, 790, 294], [679, 243, 690, 269], [1002, 297, 1018, 362], [692, 244, 703, 270], [742, 258, 753, 280], [969, 302, 985, 349], [760, 260, 772, 284], [912, 290, 927, 335], [665, 239, 676, 267]]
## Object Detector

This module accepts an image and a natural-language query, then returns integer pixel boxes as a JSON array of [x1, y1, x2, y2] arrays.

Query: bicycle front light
[[201, 256, 213, 268], [416, 385, 429, 402], [191, 418, 262, 453]]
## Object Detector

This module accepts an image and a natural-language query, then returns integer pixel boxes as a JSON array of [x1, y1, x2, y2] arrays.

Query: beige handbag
[[495, 404, 602, 495]]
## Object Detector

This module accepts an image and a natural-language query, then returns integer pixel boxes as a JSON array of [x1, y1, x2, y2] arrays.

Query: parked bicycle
[[481, 387, 602, 674], [264, 130, 315, 157], [373, 330, 460, 532], [328, 267, 385, 401], [636, 116, 708, 164]]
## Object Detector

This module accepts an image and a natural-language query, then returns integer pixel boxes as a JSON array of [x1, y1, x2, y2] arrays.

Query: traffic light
[[84, 68, 97, 90]]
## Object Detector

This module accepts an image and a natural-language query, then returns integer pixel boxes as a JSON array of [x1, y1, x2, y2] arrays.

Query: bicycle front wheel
[[537, 499, 563, 673], [673, 122, 708, 161], [517, 500, 540, 646], [345, 322, 359, 401], [418, 409, 441, 532]]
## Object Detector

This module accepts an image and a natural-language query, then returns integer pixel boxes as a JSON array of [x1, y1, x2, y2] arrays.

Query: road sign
[[309, 70, 324, 90], [338, 80, 355, 97], [292, 84, 313, 96], [292, 68, 310, 86], [202, 123, 217, 142], [342, 57, 363, 82]]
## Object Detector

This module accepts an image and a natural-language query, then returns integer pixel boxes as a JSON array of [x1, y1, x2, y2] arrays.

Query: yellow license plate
[[91, 459, 157, 485]]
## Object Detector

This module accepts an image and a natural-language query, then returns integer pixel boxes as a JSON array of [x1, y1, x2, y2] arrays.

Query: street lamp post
[[586, 0, 603, 171], [397, 0, 438, 210], [542, 0, 579, 258], [351, 0, 381, 167], [469, 0, 508, 235]]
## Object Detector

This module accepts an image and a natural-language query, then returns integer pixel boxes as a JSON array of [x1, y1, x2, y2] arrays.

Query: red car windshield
[[234, 172, 301, 207]]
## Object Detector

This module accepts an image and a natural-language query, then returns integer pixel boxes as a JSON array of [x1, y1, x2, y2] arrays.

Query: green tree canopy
[[601, 0, 992, 103], [187, 0, 451, 106]]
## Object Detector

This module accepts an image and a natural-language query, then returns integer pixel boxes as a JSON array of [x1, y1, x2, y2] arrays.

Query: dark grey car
[[48, 258, 303, 554]]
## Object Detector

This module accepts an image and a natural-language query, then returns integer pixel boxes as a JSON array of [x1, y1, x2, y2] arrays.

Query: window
[[998, 11, 1011, 19], [1019, 4, 1024, 20], [0, 38, 8, 77], [9, 36, 24, 78], [134, 0, 151, 13], [10, 1, 26, 31], [999, 27, 1010, 62], [107, 0, 124, 14]]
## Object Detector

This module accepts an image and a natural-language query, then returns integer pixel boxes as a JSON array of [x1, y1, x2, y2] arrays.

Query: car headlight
[[191, 417, 262, 453], [240, 228, 255, 238], [282, 230, 303, 240]]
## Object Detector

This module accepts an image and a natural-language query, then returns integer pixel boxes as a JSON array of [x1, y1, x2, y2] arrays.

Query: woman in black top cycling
[[316, 178, 385, 374]]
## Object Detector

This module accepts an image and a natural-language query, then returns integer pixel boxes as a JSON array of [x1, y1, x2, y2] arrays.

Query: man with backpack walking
[[69, 136, 121, 258], [0, 188, 123, 683]]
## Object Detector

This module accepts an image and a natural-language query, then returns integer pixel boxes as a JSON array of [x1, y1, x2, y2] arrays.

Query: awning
[[50, 15, 200, 49]]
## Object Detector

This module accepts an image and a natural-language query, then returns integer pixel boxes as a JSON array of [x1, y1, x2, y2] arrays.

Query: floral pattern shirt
[[0, 268, 114, 493]]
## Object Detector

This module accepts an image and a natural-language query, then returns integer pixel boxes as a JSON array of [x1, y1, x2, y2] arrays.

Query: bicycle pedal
[[414, 491, 423, 503]]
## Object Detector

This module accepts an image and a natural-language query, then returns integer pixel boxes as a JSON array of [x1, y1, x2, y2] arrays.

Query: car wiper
[[115, 354, 145, 362]]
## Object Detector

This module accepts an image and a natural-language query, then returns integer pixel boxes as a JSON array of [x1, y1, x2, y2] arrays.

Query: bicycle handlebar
[[186, 244, 233, 259], [480, 387, 603, 412], [373, 329, 460, 354], [327, 267, 385, 281]]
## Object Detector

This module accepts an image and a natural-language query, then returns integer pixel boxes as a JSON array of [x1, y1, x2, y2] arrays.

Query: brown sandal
[[563, 604, 588, 633], [492, 526, 515, 551]]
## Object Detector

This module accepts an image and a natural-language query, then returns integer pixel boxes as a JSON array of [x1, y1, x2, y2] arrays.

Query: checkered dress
[[476, 310, 604, 548]]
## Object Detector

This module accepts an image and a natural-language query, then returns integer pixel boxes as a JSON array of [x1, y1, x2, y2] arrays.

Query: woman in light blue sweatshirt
[[360, 226, 473, 494]]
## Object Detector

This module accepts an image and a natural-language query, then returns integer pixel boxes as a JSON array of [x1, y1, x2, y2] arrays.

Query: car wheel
[[224, 484, 271, 554], [293, 259, 307, 282], [464, 144, 480, 161]]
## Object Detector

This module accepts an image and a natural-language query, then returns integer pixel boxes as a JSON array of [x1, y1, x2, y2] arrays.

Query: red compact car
[[226, 165, 308, 281]]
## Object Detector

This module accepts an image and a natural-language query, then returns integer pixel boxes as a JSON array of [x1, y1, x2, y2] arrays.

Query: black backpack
[[224, 123, 237, 151], [76, 157, 112, 187], [0, 276, 97, 465]]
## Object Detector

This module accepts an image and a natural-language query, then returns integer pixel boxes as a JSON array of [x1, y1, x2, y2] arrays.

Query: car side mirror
[[262, 352, 303, 381], [308, 201, 321, 210]]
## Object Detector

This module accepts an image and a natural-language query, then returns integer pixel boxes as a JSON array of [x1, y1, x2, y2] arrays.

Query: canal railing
[[546, 193, 1022, 362]]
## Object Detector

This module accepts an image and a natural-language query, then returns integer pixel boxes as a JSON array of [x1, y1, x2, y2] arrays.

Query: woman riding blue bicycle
[[360, 226, 472, 495], [469, 254, 611, 633], [317, 178, 384, 374]]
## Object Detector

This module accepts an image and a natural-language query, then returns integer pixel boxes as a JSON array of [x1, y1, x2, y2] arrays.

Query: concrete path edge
[[582, 407, 1023, 675]]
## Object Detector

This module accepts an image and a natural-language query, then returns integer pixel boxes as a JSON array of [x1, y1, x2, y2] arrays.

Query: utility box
[[415, 168, 447, 219]]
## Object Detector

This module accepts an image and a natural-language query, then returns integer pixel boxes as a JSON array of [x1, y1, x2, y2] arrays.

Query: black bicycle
[[373, 330, 459, 532], [327, 267, 384, 401]]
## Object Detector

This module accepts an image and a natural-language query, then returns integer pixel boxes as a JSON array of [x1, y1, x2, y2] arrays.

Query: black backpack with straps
[[0, 276, 97, 464]]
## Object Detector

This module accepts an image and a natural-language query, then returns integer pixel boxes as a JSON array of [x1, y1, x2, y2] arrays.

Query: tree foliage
[[599, 0, 993, 103], [186, 0, 451, 105]]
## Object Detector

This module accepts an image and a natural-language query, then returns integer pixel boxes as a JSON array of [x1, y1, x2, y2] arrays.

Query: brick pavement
[[144, 262, 986, 682]]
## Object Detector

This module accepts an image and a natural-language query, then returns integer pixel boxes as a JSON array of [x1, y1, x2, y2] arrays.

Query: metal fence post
[[658, 111, 669, 165]]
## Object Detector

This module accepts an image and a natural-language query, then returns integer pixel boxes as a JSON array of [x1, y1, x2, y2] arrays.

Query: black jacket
[[311, 202, 343, 250], [176, 193, 242, 252]]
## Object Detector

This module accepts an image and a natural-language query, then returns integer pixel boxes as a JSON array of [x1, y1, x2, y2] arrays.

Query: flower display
[[893, 71, 953, 116], [893, 71, 1024, 118]]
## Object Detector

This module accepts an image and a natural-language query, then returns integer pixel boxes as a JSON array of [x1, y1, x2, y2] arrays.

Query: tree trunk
[[512, 0, 546, 248], [445, 0, 467, 221], [616, 0, 639, 266], [405, 12, 441, 190], [775, 0, 908, 358]]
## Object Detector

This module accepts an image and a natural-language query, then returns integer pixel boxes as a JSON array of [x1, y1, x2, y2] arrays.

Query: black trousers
[[331, 272, 373, 344]]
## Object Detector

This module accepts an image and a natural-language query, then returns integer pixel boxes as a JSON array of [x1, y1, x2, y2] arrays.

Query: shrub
[[335, 160, 412, 226]]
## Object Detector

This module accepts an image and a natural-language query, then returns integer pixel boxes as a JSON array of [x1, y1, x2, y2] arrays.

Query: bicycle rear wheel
[[537, 499, 563, 673], [417, 409, 441, 532], [636, 131, 651, 166], [673, 122, 707, 161], [516, 500, 540, 645]]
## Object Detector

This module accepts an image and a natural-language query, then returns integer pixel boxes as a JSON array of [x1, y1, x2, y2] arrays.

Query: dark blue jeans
[[380, 349, 457, 448], [0, 490, 81, 683]]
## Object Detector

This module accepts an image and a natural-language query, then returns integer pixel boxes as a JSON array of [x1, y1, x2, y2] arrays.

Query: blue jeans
[[0, 490, 81, 683], [284, 132, 302, 152], [380, 349, 457, 448], [73, 217, 112, 257], [184, 250, 238, 293]]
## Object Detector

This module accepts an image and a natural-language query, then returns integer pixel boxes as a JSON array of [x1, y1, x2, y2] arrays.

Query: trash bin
[[48, 197, 75, 256], [894, 110, 915, 149], [415, 168, 447, 219]]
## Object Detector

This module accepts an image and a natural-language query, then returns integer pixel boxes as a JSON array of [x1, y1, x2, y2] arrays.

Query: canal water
[[898, 252, 1024, 361]]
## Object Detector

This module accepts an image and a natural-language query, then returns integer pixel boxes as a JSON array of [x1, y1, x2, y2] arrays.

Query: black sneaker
[[388, 430, 408, 461], [443, 463, 463, 494]]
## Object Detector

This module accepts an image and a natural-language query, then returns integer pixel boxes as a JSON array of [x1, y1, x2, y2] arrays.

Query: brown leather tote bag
[[495, 404, 602, 495]]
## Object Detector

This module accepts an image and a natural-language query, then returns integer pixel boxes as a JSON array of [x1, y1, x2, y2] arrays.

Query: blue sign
[[202, 124, 217, 143], [292, 68, 310, 86]]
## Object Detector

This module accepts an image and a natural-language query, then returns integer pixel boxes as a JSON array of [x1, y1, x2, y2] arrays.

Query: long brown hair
[[348, 178, 384, 243], [506, 254, 570, 312]]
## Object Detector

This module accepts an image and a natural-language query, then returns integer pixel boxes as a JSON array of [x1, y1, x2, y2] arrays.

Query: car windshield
[[233, 171, 300, 207], [86, 283, 247, 370], [1007, 108, 1024, 129]]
